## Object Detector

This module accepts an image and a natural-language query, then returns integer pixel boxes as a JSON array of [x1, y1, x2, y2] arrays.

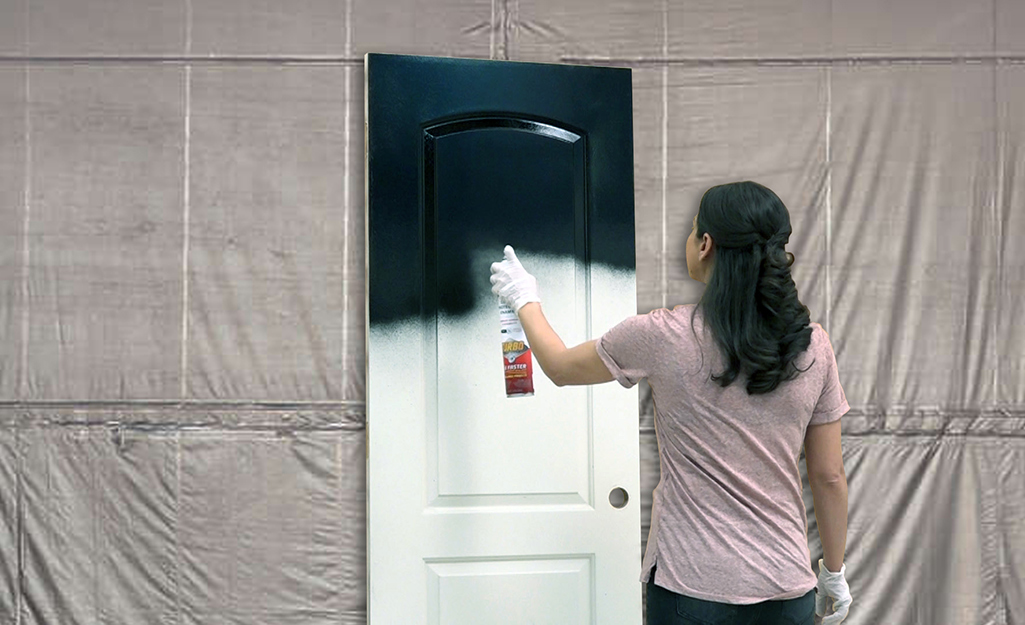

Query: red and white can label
[[499, 301, 534, 398], [502, 339, 534, 397]]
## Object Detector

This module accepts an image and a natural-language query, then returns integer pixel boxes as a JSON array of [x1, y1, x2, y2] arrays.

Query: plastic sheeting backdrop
[[0, 1, 1022, 624]]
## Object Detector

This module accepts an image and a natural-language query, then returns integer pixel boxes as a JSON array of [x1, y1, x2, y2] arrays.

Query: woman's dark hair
[[689, 180, 815, 395]]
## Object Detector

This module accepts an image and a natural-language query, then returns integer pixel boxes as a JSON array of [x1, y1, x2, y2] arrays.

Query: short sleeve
[[810, 326, 850, 425], [595, 310, 663, 389]]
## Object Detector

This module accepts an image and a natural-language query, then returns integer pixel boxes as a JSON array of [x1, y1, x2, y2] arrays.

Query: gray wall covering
[[0, 1, 1022, 624]]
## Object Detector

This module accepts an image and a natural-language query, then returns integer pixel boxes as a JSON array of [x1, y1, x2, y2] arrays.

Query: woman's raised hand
[[489, 245, 541, 313]]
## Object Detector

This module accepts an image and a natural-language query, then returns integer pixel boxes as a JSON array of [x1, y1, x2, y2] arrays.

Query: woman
[[490, 181, 852, 625]]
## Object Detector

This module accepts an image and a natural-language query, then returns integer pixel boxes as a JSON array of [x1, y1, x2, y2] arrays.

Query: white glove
[[489, 245, 541, 313], [816, 559, 852, 624]]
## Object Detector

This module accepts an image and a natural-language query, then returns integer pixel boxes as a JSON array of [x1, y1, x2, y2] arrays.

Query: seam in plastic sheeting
[[491, 0, 511, 61], [994, 446, 1010, 625], [4, 406, 1023, 436], [0, 406, 366, 433], [174, 430, 183, 625], [180, 67, 191, 403], [826, 64, 832, 335], [20, 64, 30, 403], [639, 410, 1025, 437], [3, 55, 1025, 67], [980, 441, 1008, 625], [558, 55, 1025, 67], [993, 63, 1003, 413], [660, 0, 668, 311], [0, 400, 364, 409], [489, 0, 496, 58], [179, 0, 192, 407], [15, 427, 24, 625], [342, 0, 353, 404], [0, 56, 367, 65]]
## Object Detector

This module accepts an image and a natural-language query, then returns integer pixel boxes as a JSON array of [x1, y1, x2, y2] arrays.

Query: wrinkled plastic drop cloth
[[1, 0, 1023, 624]]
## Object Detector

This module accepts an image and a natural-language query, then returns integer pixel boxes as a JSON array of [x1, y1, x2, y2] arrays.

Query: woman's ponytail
[[689, 181, 815, 395]]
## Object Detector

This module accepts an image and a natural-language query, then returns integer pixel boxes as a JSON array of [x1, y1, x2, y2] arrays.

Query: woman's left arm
[[517, 302, 614, 387]]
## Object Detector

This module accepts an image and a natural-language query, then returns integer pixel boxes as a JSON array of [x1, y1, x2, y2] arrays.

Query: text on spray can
[[499, 301, 534, 398]]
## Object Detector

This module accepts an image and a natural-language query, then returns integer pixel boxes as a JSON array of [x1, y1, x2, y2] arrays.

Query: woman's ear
[[699, 234, 714, 259]]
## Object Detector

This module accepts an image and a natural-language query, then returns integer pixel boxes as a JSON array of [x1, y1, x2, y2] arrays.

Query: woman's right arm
[[805, 419, 848, 572], [810, 473, 848, 572]]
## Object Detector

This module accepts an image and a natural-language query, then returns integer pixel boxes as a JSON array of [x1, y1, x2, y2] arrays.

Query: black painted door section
[[366, 53, 634, 326], [365, 53, 640, 624]]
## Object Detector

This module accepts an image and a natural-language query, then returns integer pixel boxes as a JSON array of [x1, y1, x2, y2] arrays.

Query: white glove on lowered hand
[[816, 559, 852, 624], [489, 245, 541, 313]]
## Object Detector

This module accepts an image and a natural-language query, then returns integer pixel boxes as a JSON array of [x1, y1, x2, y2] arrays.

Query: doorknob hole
[[609, 487, 629, 509]]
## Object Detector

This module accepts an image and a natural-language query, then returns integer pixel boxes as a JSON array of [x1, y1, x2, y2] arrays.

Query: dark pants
[[646, 565, 816, 625]]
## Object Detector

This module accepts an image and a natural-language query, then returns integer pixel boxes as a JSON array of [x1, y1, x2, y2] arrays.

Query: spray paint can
[[499, 301, 534, 397]]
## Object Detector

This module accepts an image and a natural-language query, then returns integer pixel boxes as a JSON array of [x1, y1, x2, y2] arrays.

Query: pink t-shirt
[[595, 303, 849, 604]]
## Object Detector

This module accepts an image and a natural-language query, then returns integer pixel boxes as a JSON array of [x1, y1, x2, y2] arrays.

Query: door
[[366, 53, 640, 624]]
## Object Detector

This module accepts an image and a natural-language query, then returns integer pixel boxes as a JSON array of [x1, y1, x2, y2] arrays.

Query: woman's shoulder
[[806, 321, 836, 346], [804, 321, 842, 365], [654, 303, 698, 317], [644, 303, 699, 327]]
